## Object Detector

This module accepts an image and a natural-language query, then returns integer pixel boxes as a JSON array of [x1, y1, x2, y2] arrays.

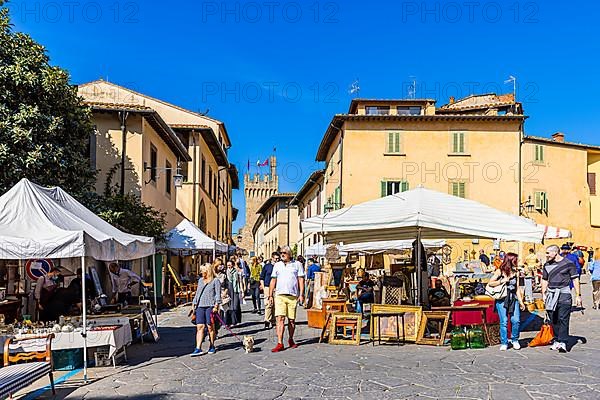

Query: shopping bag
[[528, 323, 554, 347]]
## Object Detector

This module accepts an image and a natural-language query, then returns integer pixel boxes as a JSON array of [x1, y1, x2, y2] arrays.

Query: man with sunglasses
[[542, 245, 582, 353], [269, 246, 305, 352], [260, 251, 279, 329]]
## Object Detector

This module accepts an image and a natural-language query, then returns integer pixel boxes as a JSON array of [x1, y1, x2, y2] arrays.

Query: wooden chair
[[1, 334, 55, 398]]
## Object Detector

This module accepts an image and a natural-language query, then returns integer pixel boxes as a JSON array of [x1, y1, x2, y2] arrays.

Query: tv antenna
[[407, 76, 417, 99]]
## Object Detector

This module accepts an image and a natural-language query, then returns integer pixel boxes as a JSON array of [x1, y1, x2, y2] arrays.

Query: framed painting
[[416, 311, 450, 346], [328, 313, 362, 345], [371, 304, 422, 342]]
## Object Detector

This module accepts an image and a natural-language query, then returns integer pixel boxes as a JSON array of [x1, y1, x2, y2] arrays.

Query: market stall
[[301, 187, 545, 346], [163, 219, 228, 302], [0, 178, 156, 379]]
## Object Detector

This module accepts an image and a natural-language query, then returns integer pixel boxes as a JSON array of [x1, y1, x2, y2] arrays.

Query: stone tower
[[238, 156, 278, 254]]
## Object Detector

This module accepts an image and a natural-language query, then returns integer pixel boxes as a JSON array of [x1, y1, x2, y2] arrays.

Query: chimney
[[449, 96, 455, 104], [552, 132, 565, 143]]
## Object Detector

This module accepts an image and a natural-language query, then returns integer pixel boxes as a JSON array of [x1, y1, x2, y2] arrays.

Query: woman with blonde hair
[[190, 263, 221, 356], [249, 256, 263, 314]]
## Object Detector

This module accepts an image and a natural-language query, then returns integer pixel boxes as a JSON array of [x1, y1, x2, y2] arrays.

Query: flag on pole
[[257, 158, 269, 167], [247, 159, 250, 171]]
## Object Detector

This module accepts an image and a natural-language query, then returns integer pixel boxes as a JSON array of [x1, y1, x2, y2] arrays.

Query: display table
[[452, 300, 499, 325], [371, 311, 406, 346], [432, 303, 496, 345], [1, 319, 132, 366]]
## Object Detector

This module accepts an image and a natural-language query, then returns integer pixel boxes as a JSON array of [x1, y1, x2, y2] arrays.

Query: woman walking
[[191, 263, 221, 356], [226, 258, 243, 327], [488, 252, 525, 351], [249, 256, 263, 314]]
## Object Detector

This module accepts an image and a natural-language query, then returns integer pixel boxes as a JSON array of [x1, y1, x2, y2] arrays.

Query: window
[[150, 145, 157, 182], [334, 186, 341, 209], [201, 157, 206, 188], [386, 132, 402, 154], [534, 145, 545, 163], [588, 173, 597, 196], [381, 180, 409, 197], [317, 191, 321, 214], [213, 175, 218, 202], [88, 128, 97, 170], [397, 106, 421, 116], [534, 191, 549, 213], [365, 106, 390, 115], [449, 181, 466, 198], [165, 160, 172, 195], [208, 167, 213, 198], [451, 132, 465, 154]]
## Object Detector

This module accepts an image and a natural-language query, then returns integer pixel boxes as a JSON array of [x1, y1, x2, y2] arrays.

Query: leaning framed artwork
[[370, 304, 423, 342], [416, 311, 450, 346]]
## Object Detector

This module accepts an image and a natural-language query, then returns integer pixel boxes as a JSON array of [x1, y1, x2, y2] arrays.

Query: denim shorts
[[195, 306, 212, 325]]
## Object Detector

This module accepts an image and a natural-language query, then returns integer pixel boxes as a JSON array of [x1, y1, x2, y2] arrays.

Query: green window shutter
[[534, 191, 542, 209], [540, 146, 544, 161], [459, 133, 465, 153], [381, 181, 387, 197], [387, 132, 394, 153], [543, 192, 549, 214], [451, 182, 458, 197], [535, 146, 539, 161], [452, 133, 458, 153], [401, 181, 409, 192], [459, 182, 466, 198], [394, 132, 401, 153]]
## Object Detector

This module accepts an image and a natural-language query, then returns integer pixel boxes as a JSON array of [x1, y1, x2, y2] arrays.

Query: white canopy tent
[[163, 219, 228, 258], [302, 187, 545, 304], [537, 223, 572, 239], [339, 239, 446, 254], [0, 178, 156, 381]]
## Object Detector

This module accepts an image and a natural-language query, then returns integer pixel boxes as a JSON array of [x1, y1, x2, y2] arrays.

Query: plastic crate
[[52, 348, 83, 371]]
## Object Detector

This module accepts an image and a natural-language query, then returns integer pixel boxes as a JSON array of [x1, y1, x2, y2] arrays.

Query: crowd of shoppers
[[187, 242, 589, 356]]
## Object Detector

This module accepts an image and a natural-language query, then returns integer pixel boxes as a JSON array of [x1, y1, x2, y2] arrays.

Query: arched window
[[198, 200, 207, 233]]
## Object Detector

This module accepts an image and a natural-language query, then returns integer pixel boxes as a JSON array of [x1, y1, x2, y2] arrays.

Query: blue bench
[[0, 334, 55, 399]]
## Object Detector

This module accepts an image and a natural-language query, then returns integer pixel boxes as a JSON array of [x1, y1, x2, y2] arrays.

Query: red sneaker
[[271, 343, 285, 353], [288, 339, 298, 349]]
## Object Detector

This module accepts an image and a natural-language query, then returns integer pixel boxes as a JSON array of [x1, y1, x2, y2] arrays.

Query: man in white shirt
[[268, 246, 304, 352], [109, 262, 141, 305]]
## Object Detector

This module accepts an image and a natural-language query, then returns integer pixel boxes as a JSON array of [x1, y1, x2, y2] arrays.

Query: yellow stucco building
[[252, 194, 298, 257], [78, 80, 238, 242], [294, 94, 600, 262]]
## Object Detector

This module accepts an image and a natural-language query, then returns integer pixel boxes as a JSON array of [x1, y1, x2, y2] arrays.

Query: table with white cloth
[[1, 318, 132, 367]]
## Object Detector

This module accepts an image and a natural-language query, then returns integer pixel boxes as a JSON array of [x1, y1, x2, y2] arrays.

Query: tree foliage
[[0, 1, 96, 195]]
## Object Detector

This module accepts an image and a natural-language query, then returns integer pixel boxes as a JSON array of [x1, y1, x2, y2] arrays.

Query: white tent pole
[[416, 228, 422, 306], [81, 255, 88, 382], [213, 243, 216, 262], [152, 254, 158, 326]]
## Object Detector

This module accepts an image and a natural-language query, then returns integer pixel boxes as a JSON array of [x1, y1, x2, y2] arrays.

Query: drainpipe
[[119, 111, 129, 196], [192, 131, 197, 223], [287, 201, 291, 246], [518, 119, 524, 215]]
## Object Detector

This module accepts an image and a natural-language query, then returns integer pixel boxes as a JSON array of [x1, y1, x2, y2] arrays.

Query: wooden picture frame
[[328, 313, 362, 345], [371, 304, 422, 342], [416, 311, 450, 346]]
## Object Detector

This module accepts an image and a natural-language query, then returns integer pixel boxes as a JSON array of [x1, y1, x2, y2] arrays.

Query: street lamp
[[324, 200, 343, 212]]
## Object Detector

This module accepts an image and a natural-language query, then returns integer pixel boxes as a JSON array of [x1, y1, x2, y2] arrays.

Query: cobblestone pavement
[[46, 277, 600, 400]]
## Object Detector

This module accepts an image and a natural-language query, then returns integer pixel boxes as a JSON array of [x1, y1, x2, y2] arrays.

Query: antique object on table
[[328, 313, 362, 345], [382, 273, 411, 305], [416, 311, 450, 346], [432, 304, 494, 345], [371, 304, 422, 343]]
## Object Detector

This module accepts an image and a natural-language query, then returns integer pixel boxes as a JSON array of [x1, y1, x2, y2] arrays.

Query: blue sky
[[7, 0, 599, 232]]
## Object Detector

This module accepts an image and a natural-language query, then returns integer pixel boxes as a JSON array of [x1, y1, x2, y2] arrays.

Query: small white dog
[[243, 336, 255, 353]]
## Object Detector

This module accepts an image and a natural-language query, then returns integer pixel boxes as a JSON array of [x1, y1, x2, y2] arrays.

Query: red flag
[[258, 158, 269, 167]]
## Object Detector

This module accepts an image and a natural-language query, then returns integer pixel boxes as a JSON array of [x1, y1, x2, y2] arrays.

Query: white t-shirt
[[271, 260, 305, 296]]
